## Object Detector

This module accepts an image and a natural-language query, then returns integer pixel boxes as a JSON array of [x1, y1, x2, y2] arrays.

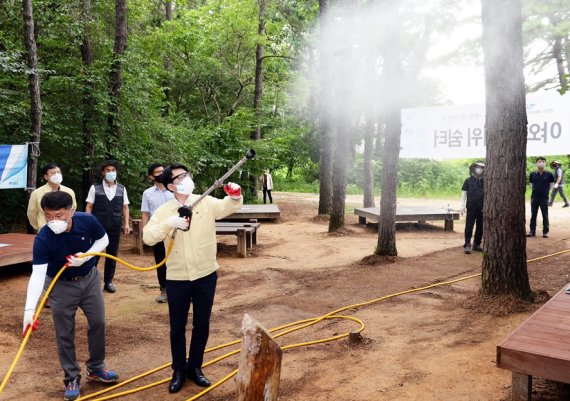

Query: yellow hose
[[2, 246, 569, 400]]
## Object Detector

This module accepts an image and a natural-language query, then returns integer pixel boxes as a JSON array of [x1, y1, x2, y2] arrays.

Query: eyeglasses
[[172, 172, 190, 183]]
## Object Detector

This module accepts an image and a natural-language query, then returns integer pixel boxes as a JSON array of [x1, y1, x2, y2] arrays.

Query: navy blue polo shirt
[[529, 170, 555, 199], [33, 212, 106, 279]]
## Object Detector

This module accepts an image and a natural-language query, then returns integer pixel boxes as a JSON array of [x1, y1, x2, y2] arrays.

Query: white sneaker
[[156, 289, 167, 303]]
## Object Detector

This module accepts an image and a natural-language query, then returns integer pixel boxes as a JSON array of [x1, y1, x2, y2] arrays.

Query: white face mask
[[47, 219, 68, 234], [474, 167, 483, 175], [175, 176, 195, 195], [105, 172, 117, 181], [49, 173, 63, 185], [537, 162, 546, 169]]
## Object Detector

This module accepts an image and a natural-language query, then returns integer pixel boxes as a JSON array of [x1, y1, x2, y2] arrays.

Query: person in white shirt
[[141, 163, 174, 303], [85, 160, 130, 293]]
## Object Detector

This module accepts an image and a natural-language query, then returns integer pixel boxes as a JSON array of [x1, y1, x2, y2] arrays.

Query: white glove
[[223, 182, 242, 200], [167, 215, 190, 230], [23, 310, 38, 335], [554, 183, 559, 189], [66, 252, 91, 267]]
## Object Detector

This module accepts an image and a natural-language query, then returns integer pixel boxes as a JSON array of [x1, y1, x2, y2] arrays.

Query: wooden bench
[[0, 233, 36, 267], [496, 285, 570, 401], [354, 206, 459, 231], [216, 220, 260, 258], [222, 204, 280, 221]]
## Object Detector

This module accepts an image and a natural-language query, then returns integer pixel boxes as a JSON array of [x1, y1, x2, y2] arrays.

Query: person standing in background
[[85, 160, 130, 293], [27, 163, 77, 232], [548, 160, 569, 208], [141, 163, 174, 303], [261, 169, 273, 204], [460, 161, 485, 254], [528, 157, 555, 238]]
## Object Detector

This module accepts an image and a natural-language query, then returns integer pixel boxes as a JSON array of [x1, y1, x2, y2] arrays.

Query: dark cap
[[98, 159, 121, 173]]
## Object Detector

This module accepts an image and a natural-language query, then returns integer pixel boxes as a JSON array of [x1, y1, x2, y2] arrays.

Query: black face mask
[[153, 174, 163, 184]]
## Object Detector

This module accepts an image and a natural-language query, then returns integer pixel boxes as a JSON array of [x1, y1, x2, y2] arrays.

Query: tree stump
[[236, 314, 282, 401]]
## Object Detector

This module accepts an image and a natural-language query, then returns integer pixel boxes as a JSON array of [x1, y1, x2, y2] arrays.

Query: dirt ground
[[2, 192, 570, 401]]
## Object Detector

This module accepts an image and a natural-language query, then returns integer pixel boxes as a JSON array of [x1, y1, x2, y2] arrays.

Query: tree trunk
[[481, 0, 531, 299], [252, 0, 265, 141], [328, 119, 349, 232], [162, 0, 172, 117], [81, 0, 96, 203], [362, 113, 375, 208], [375, 1, 402, 256], [106, 0, 127, 158], [552, 36, 568, 92], [250, 0, 266, 201], [317, 0, 332, 215], [22, 0, 42, 230]]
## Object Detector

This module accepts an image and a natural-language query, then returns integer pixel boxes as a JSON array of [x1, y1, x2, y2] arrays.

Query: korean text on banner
[[400, 94, 570, 159], [0, 145, 28, 189]]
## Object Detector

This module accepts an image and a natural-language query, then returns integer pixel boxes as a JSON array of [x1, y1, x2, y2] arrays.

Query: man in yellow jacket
[[142, 163, 242, 394]]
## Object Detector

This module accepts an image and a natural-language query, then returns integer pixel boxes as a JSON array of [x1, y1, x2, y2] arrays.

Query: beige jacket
[[27, 183, 77, 230], [143, 194, 242, 281]]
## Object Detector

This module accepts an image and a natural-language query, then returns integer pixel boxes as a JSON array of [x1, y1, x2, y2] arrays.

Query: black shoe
[[543, 233, 548, 238], [564, 204, 569, 208], [526, 232, 536, 237], [472, 245, 483, 252], [168, 371, 186, 393], [187, 368, 211, 387], [548, 203, 553, 207], [464, 244, 471, 254], [104, 283, 116, 293]]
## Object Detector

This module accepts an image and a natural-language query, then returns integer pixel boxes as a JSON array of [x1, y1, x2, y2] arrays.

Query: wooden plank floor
[[354, 206, 460, 224], [497, 286, 570, 384], [0, 233, 36, 267], [222, 204, 280, 221]]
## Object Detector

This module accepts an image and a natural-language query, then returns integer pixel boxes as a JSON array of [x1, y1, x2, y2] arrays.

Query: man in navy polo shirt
[[528, 157, 555, 238], [22, 191, 119, 401]]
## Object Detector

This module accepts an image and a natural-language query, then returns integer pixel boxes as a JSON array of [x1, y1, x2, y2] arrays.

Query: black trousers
[[152, 242, 167, 289], [464, 207, 483, 247], [95, 230, 120, 284], [262, 187, 272, 204], [166, 272, 217, 371], [530, 197, 549, 234]]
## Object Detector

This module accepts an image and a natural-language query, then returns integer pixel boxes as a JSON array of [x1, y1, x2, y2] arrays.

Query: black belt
[[59, 269, 92, 281]]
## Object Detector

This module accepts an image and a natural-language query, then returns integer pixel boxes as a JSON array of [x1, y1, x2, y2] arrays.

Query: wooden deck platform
[[354, 206, 459, 231], [497, 285, 570, 400], [222, 204, 280, 221], [0, 233, 36, 267]]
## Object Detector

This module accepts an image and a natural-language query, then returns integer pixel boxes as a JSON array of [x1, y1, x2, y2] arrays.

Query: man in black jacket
[[460, 161, 485, 254], [528, 157, 555, 238]]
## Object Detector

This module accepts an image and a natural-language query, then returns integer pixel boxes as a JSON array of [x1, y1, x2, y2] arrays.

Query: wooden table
[[0, 233, 36, 267], [354, 206, 459, 231], [222, 204, 280, 221], [497, 286, 570, 400]]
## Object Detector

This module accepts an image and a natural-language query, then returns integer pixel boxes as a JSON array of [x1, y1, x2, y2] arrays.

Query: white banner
[[0, 144, 28, 189], [400, 94, 570, 159]]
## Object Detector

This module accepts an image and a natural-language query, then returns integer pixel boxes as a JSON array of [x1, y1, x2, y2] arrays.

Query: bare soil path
[[1, 192, 570, 401]]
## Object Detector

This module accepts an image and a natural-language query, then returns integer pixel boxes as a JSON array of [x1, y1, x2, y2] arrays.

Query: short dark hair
[[160, 163, 189, 188], [41, 163, 59, 176], [536, 157, 546, 162], [41, 191, 73, 211], [147, 163, 164, 176]]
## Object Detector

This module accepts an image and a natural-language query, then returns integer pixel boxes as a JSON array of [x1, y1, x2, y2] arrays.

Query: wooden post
[[511, 373, 531, 401], [236, 314, 282, 401], [131, 219, 143, 254], [237, 228, 247, 258], [444, 219, 454, 231]]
